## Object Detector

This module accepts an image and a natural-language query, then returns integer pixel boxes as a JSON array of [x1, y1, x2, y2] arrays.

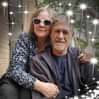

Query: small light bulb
[[86, 15, 90, 19], [90, 57, 98, 64], [79, 3, 87, 10], [92, 19, 99, 25], [88, 31, 92, 35], [24, 10, 29, 14], [70, 19, 75, 24], [59, 2, 62, 6], [8, 32, 12, 36], [11, 22, 15, 25], [1, 1, 8, 7], [9, 11, 14, 15], [66, 10, 73, 16], [18, 4, 22, 8], [91, 38, 95, 42], [68, 3, 72, 7]]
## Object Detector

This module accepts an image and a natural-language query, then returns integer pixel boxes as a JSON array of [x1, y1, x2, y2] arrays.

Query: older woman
[[0, 7, 59, 99]]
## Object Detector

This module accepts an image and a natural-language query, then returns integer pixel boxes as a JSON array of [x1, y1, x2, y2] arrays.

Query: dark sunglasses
[[33, 19, 52, 26]]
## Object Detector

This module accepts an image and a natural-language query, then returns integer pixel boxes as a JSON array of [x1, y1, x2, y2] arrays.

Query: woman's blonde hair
[[28, 7, 57, 38]]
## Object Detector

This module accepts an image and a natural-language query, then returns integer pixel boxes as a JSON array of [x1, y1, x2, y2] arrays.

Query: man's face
[[51, 22, 72, 54]]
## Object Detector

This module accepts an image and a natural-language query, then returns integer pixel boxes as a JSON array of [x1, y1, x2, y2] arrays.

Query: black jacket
[[30, 47, 97, 99]]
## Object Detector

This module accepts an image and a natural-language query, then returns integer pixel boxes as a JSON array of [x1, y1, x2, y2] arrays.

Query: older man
[[30, 16, 96, 99]]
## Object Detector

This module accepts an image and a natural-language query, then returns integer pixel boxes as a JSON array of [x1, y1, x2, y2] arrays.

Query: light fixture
[[1, 1, 8, 7], [90, 57, 98, 64], [23, 10, 29, 14], [92, 19, 99, 25], [59, 2, 62, 6], [79, 3, 87, 10], [96, 81, 99, 84], [77, 89, 81, 92], [8, 32, 13, 36], [9, 11, 14, 15], [70, 19, 75, 24], [1, 1, 8, 16], [96, 85, 99, 89], [86, 15, 90, 19], [88, 31, 92, 35], [18, 4, 22, 8], [74, 96, 79, 99], [66, 10, 73, 17], [81, 95, 86, 98], [91, 38, 95, 42], [11, 22, 15, 25], [68, 3, 72, 7]]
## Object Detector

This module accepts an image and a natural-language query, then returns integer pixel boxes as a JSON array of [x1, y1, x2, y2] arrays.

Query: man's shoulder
[[69, 47, 79, 52], [69, 47, 80, 57], [32, 50, 51, 63]]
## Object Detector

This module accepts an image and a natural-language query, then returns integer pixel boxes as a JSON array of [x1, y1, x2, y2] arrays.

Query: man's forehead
[[53, 23, 71, 31]]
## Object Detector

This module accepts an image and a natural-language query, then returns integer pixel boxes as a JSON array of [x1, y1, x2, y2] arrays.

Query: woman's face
[[33, 10, 52, 39]]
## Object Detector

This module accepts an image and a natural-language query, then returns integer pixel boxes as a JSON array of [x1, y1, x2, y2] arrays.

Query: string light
[[23, 10, 29, 14], [74, 96, 79, 99], [90, 57, 98, 64], [11, 22, 15, 25], [9, 11, 14, 15], [70, 19, 75, 24], [96, 81, 99, 85], [92, 19, 99, 25], [79, 3, 87, 10], [59, 2, 62, 6], [88, 31, 92, 35], [18, 4, 22, 8], [91, 38, 95, 42], [1, 1, 8, 16], [86, 15, 90, 19], [1, 1, 8, 7], [66, 10, 73, 17], [8, 32, 13, 36], [68, 3, 72, 7]]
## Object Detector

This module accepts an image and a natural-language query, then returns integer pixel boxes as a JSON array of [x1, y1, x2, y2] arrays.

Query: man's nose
[[58, 32, 64, 38]]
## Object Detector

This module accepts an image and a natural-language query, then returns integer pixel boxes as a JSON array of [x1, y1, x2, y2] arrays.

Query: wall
[[0, 6, 9, 77]]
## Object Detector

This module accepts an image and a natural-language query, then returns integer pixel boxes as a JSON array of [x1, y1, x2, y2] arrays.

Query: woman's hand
[[34, 79, 59, 98], [78, 52, 93, 63]]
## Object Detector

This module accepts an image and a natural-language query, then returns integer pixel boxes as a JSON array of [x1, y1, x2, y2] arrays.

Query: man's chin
[[54, 46, 65, 52]]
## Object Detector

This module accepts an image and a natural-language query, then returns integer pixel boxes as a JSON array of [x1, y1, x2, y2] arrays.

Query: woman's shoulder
[[18, 32, 35, 43], [18, 32, 30, 40], [15, 32, 36, 49]]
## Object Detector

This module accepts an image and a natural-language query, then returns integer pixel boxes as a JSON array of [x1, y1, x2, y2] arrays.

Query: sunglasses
[[33, 19, 52, 26]]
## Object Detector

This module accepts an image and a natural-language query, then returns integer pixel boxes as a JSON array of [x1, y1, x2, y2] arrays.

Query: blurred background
[[0, 0, 99, 77]]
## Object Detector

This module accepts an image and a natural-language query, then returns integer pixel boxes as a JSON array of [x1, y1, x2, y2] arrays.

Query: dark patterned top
[[6, 33, 38, 90]]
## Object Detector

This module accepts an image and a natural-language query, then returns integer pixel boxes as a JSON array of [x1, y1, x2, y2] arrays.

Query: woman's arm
[[34, 79, 59, 98], [7, 33, 36, 89], [7, 33, 59, 98]]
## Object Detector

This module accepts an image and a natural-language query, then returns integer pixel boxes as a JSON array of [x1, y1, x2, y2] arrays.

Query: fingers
[[78, 52, 93, 63], [53, 88, 59, 98], [40, 82, 59, 98], [78, 53, 84, 59]]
